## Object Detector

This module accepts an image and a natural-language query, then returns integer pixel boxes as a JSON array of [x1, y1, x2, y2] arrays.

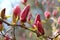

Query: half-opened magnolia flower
[[37, 21, 44, 35], [20, 4, 30, 22], [44, 10, 50, 19]]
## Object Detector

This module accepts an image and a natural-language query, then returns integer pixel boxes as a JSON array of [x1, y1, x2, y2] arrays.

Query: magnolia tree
[[0, 0, 60, 40]]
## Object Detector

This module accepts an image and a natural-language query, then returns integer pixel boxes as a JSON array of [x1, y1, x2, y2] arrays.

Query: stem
[[12, 27, 16, 40]]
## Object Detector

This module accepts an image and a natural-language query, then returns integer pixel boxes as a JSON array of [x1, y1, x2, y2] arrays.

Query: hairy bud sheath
[[1, 8, 6, 19], [20, 4, 30, 22], [44, 11, 50, 19]]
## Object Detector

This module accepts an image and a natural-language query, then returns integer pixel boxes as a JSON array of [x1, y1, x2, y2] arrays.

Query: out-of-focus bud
[[52, 9, 58, 16], [27, 13, 32, 23], [20, 4, 30, 23], [4, 33, 12, 40], [35, 0, 39, 6], [4, 36, 10, 40], [51, 0, 55, 6], [58, 17, 60, 25], [42, 1, 45, 5], [46, 0, 51, 5], [44, 10, 50, 19], [37, 21, 44, 35], [21, 0, 27, 5]]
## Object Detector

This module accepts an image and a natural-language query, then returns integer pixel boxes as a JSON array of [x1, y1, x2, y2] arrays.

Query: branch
[[0, 18, 37, 34], [0, 18, 60, 40]]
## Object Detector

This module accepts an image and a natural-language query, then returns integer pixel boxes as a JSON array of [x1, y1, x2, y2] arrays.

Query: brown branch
[[54, 33, 60, 38], [0, 18, 60, 40], [0, 18, 36, 33]]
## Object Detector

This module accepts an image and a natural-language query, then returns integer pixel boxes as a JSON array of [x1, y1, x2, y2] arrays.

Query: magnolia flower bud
[[34, 14, 41, 24], [44, 10, 50, 19], [20, 4, 30, 22], [37, 21, 44, 35], [13, 5, 21, 17], [33, 14, 41, 29], [52, 9, 58, 16], [12, 5, 21, 24], [21, 0, 27, 5], [35, 0, 39, 6]]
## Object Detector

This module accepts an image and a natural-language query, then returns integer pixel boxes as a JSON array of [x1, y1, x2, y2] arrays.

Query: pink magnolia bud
[[52, 9, 58, 16], [46, 0, 51, 5], [34, 14, 41, 24], [58, 17, 60, 25], [27, 13, 32, 23], [35, 0, 39, 6], [37, 21, 44, 35], [20, 4, 30, 22], [21, 0, 27, 5], [51, 1, 55, 6], [47, 1, 51, 5], [44, 10, 50, 19], [42, 1, 45, 5], [33, 14, 41, 28], [13, 5, 21, 17]]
